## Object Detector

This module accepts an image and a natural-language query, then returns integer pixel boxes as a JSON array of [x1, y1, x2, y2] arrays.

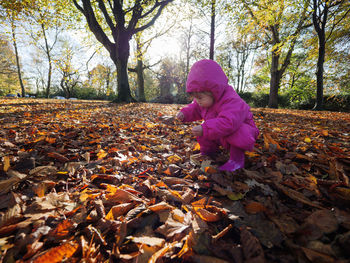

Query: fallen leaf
[[32, 241, 79, 263], [244, 201, 266, 214], [0, 170, 27, 194], [128, 236, 165, 247], [301, 247, 335, 263], [304, 137, 311, 143], [3, 156, 10, 172]]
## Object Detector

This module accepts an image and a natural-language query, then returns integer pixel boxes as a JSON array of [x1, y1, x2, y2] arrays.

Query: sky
[[1, 1, 227, 93]]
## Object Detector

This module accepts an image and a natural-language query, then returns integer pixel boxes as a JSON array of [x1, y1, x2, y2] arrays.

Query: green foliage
[[238, 92, 350, 112], [0, 35, 20, 95]]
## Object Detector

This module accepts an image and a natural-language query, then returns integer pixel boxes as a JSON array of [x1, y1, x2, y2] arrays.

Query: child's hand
[[192, 125, 203, 136], [176, 111, 184, 121]]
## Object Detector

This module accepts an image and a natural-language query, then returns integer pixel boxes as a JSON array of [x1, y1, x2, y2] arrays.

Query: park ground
[[0, 98, 349, 262]]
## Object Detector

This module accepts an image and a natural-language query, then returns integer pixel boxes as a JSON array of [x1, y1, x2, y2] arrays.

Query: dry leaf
[[0, 170, 27, 194], [32, 241, 79, 263], [245, 202, 266, 214]]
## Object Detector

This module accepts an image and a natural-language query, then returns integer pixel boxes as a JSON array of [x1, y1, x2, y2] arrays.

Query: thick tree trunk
[[112, 36, 134, 102], [209, 0, 216, 60], [312, 0, 328, 111], [116, 55, 131, 102], [268, 51, 280, 108]]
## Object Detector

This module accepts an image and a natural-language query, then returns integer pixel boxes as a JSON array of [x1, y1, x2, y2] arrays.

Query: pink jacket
[[180, 59, 258, 150]]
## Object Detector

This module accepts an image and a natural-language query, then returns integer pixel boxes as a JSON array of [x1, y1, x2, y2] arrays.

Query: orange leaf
[[48, 219, 74, 239], [168, 189, 183, 200], [33, 241, 78, 263], [193, 143, 200, 151], [177, 231, 195, 258], [204, 166, 217, 174], [148, 201, 174, 212], [108, 147, 119, 153], [33, 183, 46, 197], [263, 133, 281, 150], [45, 137, 56, 144], [245, 151, 260, 158], [321, 130, 329, 136], [105, 188, 143, 203], [163, 167, 172, 175], [105, 203, 135, 220], [194, 206, 222, 222], [191, 197, 213, 208], [244, 202, 266, 214]]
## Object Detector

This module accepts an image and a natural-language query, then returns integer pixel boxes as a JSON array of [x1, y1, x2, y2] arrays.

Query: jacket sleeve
[[201, 96, 249, 140], [180, 100, 203, 122]]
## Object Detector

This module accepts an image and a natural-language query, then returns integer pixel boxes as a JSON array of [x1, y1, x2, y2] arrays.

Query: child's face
[[192, 92, 214, 108]]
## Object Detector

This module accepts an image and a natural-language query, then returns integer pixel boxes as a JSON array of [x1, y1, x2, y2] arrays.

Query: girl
[[177, 59, 259, 172]]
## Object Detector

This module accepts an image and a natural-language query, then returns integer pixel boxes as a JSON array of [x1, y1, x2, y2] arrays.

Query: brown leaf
[[240, 227, 265, 263], [48, 219, 76, 240], [189, 254, 230, 263], [47, 152, 69, 163], [104, 188, 144, 204], [32, 241, 79, 263], [193, 206, 225, 222], [148, 241, 177, 263], [244, 202, 266, 214], [105, 203, 135, 220], [0, 204, 22, 228], [301, 247, 335, 263], [274, 183, 323, 209], [0, 170, 27, 194], [148, 201, 175, 212], [305, 209, 339, 234]]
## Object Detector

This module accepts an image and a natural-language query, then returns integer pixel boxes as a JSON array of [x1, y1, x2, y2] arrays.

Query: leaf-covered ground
[[0, 98, 349, 263]]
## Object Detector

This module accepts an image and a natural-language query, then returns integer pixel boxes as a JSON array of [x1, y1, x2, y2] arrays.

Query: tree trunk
[[209, 0, 216, 60], [46, 60, 52, 98], [135, 34, 146, 102], [314, 33, 325, 110], [136, 59, 146, 102], [115, 55, 131, 102], [41, 23, 52, 98], [11, 21, 25, 97], [312, 0, 328, 111], [160, 79, 171, 97], [112, 33, 134, 102], [268, 51, 280, 108]]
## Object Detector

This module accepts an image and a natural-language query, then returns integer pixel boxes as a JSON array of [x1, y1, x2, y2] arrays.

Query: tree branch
[[134, 0, 174, 33], [73, 0, 113, 52], [326, 1, 350, 41], [280, 1, 310, 74], [97, 0, 115, 31]]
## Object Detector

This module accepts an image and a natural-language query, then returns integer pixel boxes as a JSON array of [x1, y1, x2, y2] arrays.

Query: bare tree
[[312, 0, 350, 110], [72, 0, 173, 102]]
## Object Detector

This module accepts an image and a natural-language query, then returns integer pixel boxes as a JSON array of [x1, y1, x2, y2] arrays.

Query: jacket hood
[[186, 59, 228, 101]]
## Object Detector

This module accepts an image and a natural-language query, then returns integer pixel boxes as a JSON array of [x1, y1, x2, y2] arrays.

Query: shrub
[[238, 92, 349, 112]]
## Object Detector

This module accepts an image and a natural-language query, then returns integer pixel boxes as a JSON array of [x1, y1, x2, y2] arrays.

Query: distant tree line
[[0, 0, 349, 111]]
